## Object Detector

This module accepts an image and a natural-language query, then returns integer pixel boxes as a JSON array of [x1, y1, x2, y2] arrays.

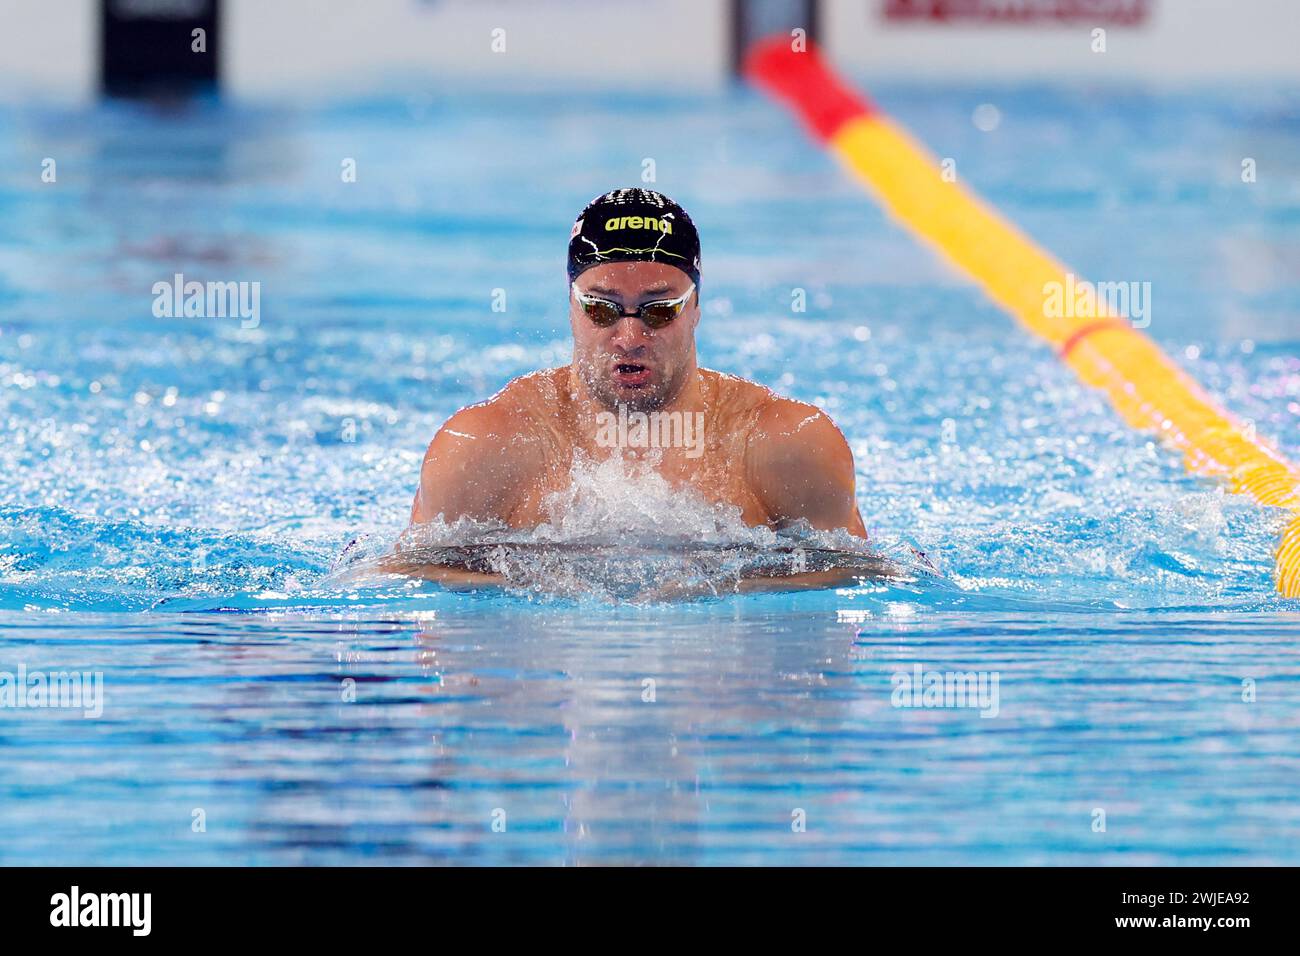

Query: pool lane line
[[744, 37, 1300, 598]]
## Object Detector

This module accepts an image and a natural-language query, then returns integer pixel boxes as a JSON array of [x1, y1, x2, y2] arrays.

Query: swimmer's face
[[569, 261, 700, 413]]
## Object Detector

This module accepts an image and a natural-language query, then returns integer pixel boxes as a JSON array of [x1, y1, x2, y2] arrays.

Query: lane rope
[[744, 37, 1300, 597]]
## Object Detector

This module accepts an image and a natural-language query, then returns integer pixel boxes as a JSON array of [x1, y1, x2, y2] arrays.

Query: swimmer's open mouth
[[614, 362, 652, 386]]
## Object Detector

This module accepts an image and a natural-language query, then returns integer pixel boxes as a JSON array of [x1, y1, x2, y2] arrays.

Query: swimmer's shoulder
[[701, 368, 853, 469], [715, 372, 861, 531], [701, 368, 812, 426], [444, 368, 566, 435], [427, 369, 565, 464], [414, 371, 564, 523], [754, 395, 845, 443]]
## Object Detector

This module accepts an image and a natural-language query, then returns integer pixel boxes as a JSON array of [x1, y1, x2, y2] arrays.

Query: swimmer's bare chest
[[502, 434, 770, 529]]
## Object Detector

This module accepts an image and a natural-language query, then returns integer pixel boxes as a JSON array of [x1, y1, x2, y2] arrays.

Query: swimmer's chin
[[594, 388, 670, 413], [573, 365, 668, 409]]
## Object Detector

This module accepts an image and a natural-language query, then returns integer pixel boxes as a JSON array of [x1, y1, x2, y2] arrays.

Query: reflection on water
[[3, 604, 1298, 865]]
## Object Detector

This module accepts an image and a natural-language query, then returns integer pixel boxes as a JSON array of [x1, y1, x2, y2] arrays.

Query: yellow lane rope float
[[745, 38, 1300, 598]]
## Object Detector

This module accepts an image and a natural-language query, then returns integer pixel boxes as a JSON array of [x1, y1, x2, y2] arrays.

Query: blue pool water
[[1, 82, 1299, 864]]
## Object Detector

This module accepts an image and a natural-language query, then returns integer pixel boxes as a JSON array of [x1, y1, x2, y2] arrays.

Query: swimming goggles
[[571, 282, 695, 330]]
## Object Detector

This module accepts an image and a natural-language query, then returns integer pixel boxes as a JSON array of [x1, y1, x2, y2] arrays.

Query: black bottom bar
[[0, 866, 1282, 942]]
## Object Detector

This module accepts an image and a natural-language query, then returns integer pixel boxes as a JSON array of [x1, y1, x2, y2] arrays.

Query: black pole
[[731, 0, 820, 77], [100, 0, 220, 98]]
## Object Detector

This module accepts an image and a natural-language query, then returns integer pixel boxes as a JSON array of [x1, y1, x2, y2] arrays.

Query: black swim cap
[[567, 188, 701, 288]]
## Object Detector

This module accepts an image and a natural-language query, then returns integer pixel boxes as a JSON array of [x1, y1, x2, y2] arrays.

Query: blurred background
[[3, 0, 1300, 100]]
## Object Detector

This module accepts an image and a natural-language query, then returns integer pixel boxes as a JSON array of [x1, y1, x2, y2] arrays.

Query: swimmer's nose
[[608, 315, 654, 351]]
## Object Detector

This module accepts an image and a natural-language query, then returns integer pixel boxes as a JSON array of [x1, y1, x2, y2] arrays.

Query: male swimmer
[[400, 188, 867, 588]]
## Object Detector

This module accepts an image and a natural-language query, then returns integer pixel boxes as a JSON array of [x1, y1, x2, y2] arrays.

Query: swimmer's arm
[[399, 404, 534, 586], [735, 567, 874, 593], [376, 555, 506, 590], [409, 404, 529, 525], [746, 399, 868, 538]]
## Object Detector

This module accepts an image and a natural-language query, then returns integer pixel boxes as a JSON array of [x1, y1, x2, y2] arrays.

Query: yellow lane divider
[[745, 37, 1300, 596]]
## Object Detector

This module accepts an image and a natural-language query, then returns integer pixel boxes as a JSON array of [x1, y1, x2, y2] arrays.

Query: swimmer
[[401, 188, 867, 588]]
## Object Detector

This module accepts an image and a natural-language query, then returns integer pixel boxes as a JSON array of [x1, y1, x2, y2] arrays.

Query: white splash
[[338, 452, 900, 602]]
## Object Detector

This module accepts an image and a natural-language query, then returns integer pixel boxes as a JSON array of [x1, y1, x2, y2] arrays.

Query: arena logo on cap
[[604, 215, 673, 234]]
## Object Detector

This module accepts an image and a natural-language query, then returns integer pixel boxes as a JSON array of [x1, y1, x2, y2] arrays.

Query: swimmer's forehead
[[575, 263, 692, 298], [583, 281, 675, 296]]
